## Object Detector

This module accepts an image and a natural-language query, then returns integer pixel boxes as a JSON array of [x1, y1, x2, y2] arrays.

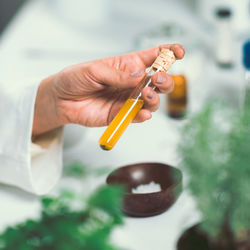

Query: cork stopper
[[152, 49, 176, 72]]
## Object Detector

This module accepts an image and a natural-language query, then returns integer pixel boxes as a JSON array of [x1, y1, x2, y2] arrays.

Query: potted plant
[[177, 101, 250, 250]]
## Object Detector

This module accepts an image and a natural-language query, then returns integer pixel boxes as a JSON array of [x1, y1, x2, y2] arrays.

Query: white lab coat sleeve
[[0, 81, 63, 195]]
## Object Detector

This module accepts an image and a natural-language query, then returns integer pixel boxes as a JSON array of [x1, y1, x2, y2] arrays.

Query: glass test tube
[[99, 49, 176, 150]]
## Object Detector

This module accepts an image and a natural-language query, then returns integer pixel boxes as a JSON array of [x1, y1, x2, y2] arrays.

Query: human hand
[[32, 44, 185, 137]]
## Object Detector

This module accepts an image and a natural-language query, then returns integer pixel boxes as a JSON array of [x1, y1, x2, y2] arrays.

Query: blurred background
[[0, 0, 27, 34], [0, 1, 250, 250]]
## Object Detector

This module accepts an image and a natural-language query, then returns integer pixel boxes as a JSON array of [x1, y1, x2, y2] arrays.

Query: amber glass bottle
[[167, 74, 187, 119]]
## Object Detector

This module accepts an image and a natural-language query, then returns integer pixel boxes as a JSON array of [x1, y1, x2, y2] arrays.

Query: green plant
[[0, 185, 124, 250], [179, 101, 250, 246], [63, 162, 111, 178]]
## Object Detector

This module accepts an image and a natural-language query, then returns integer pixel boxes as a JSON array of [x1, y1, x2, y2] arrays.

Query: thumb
[[88, 62, 145, 89]]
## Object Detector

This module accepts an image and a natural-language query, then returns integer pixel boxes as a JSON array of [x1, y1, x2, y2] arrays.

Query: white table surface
[[0, 0, 246, 249]]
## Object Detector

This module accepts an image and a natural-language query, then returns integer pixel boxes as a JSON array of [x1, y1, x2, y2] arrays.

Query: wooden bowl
[[106, 162, 182, 217]]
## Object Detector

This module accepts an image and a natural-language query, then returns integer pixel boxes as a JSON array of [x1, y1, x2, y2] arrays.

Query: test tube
[[99, 49, 176, 150]]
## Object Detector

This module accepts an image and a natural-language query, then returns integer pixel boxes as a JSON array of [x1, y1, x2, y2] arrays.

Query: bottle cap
[[243, 40, 250, 70], [215, 8, 232, 18]]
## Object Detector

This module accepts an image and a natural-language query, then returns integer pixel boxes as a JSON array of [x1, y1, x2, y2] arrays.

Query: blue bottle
[[243, 41, 250, 108]]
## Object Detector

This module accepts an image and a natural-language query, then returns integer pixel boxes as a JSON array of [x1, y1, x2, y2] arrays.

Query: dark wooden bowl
[[106, 162, 183, 217]]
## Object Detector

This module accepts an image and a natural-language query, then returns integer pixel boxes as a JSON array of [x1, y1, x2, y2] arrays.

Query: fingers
[[141, 87, 160, 112], [87, 44, 184, 89], [87, 62, 145, 89], [133, 73, 174, 123], [137, 43, 185, 67], [151, 72, 174, 93], [163, 44, 185, 60], [133, 109, 152, 123]]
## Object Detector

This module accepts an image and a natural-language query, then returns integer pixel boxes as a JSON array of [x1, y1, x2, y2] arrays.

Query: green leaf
[[0, 183, 124, 249]]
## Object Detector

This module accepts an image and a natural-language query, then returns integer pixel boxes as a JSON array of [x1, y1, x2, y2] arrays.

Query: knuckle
[[87, 61, 97, 75]]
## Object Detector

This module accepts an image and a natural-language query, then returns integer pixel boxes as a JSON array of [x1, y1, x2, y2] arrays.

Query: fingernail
[[145, 112, 152, 120], [147, 90, 154, 99], [156, 74, 166, 84], [130, 69, 144, 77]]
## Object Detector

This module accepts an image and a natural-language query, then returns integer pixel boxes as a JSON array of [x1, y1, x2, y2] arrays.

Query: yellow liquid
[[99, 98, 144, 150]]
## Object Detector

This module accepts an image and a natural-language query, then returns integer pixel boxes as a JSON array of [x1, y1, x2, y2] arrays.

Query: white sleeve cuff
[[0, 81, 63, 195], [30, 127, 63, 195]]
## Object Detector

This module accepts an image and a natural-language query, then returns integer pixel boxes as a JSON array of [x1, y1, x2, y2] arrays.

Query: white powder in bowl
[[132, 181, 161, 194]]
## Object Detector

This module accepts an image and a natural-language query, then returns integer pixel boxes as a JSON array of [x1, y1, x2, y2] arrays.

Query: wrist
[[32, 75, 63, 138]]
